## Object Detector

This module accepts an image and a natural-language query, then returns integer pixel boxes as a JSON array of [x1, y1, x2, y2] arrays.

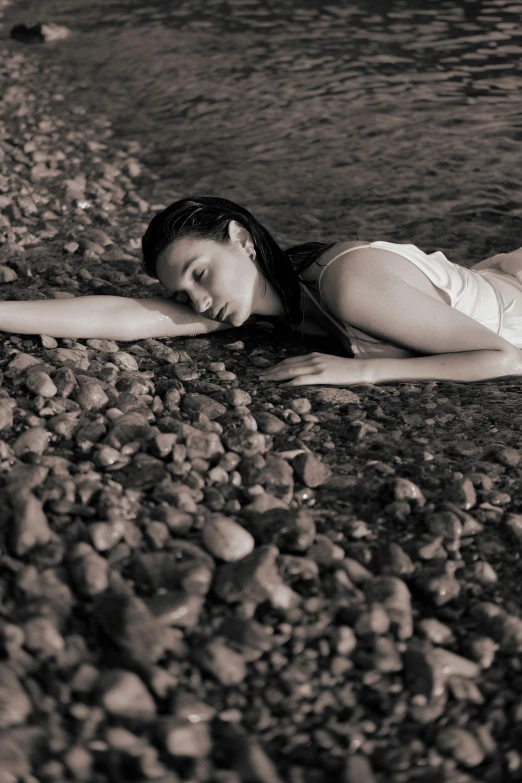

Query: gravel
[[1, 30, 522, 783]]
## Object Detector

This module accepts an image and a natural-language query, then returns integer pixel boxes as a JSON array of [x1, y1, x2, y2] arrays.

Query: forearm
[[0, 295, 232, 341], [367, 348, 522, 384]]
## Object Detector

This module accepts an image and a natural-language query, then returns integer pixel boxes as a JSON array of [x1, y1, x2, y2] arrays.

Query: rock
[[223, 427, 268, 456], [25, 371, 57, 398], [249, 508, 316, 553], [12, 426, 50, 457], [0, 664, 32, 729], [426, 510, 462, 540], [239, 453, 294, 501], [373, 542, 415, 576], [132, 551, 214, 593], [68, 543, 110, 597], [0, 726, 46, 778], [75, 375, 110, 411], [9, 490, 53, 556], [184, 429, 225, 461], [343, 755, 377, 783], [10, 23, 72, 43], [213, 545, 301, 609], [22, 616, 64, 659], [154, 717, 211, 758], [393, 477, 426, 506], [202, 514, 255, 561], [181, 393, 226, 420], [291, 452, 332, 487], [194, 638, 247, 685], [93, 590, 166, 664], [471, 602, 522, 653], [144, 592, 204, 629], [436, 726, 485, 768], [97, 669, 156, 720], [363, 577, 413, 640]]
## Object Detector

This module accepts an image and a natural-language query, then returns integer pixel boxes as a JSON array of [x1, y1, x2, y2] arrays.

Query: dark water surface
[[4, 0, 522, 259]]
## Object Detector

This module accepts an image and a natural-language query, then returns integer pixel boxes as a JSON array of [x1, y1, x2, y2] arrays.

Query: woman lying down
[[1, 195, 522, 387]]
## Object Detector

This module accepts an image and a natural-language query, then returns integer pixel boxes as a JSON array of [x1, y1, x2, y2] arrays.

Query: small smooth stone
[[449, 477, 477, 509], [145, 592, 204, 629], [89, 520, 126, 552], [22, 617, 64, 659], [472, 560, 498, 584], [471, 602, 522, 653], [331, 626, 357, 656], [12, 426, 50, 457], [224, 388, 251, 406], [467, 636, 498, 668], [97, 669, 156, 720], [364, 576, 413, 640], [93, 591, 166, 664], [202, 515, 255, 561], [289, 397, 311, 415], [426, 511, 462, 540], [9, 490, 52, 556], [195, 638, 247, 685], [418, 618, 455, 646], [343, 755, 377, 783], [436, 726, 485, 768], [0, 663, 32, 729], [25, 371, 57, 398], [291, 452, 332, 488], [393, 477, 426, 506], [155, 717, 211, 758], [68, 542, 109, 597]]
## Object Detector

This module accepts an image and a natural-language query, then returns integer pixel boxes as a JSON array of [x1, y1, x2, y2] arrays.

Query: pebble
[[471, 602, 522, 653], [364, 577, 413, 640], [202, 514, 255, 561], [9, 490, 53, 556], [96, 669, 157, 720], [291, 452, 332, 487], [0, 664, 32, 729], [194, 638, 248, 685], [67, 543, 109, 596], [92, 590, 166, 664], [214, 545, 301, 609], [154, 717, 212, 758], [435, 726, 485, 768]]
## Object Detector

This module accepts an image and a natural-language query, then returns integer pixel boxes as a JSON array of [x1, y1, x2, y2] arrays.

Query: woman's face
[[155, 220, 284, 325]]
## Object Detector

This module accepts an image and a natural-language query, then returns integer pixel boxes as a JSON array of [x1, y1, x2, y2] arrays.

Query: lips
[[216, 304, 226, 321]]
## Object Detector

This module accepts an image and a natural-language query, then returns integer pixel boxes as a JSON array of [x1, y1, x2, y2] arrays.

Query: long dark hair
[[141, 196, 336, 327]]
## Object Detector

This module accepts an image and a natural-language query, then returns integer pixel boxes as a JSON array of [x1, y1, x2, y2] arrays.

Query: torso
[[299, 240, 449, 339]]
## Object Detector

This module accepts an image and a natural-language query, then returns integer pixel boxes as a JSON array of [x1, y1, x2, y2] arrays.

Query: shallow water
[[4, 0, 522, 260]]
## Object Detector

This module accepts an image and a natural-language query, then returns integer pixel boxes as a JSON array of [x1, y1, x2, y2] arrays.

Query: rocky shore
[[2, 34, 522, 783]]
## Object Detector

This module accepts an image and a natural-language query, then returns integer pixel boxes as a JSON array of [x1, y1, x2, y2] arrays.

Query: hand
[[258, 352, 374, 387]]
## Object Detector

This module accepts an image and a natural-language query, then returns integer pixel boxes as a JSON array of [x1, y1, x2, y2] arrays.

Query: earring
[[250, 249, 256, 262]]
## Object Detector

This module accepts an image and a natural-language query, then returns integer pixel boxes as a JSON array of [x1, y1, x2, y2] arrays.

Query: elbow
[[497, 347, 522, 377]]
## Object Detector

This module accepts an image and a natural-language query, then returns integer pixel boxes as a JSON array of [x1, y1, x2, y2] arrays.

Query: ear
[[228, 220, 254, 253]]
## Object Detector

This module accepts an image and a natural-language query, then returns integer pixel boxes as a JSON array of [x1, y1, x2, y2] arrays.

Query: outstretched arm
[[0, 295, 235, 341]]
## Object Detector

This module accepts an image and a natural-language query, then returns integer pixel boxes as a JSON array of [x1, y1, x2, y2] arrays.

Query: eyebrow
[[165, 255, 197, 293]]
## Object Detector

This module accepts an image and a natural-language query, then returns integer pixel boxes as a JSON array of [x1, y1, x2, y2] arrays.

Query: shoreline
[[2, 32, 522, 783]]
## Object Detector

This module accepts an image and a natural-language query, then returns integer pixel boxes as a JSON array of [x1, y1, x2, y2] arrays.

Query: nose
[[192, 292, 212, 314]]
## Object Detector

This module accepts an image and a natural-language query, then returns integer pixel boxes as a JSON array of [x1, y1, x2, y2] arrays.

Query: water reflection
[[4, 0, 522, 261]]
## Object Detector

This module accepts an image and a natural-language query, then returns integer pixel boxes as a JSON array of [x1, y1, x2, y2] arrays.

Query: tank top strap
[[316, 244, 373, 299]]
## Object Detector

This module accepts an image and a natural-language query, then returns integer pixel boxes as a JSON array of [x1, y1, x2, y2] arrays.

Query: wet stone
[[194, 638, 248, 685], [426, 510, 463, 540], [202, 514, 255, 561], [213, 545, 301, 609], [252, 410, 287, 434], [291, 452, 332, 488], [93, 590, 166, 664], [373, 542, 415, 576], [486, 443, 521, 467], [132, 552, 214, 594], [223, 427, 268, 456], [96, 669, 157, 720], [471, 602, 522, 653], [9, 490, 52, 556], [449, 477, 477, 510], [393, 477, 426, 506], [67, 542, 110, 597], [239, 453, 294, 501], [364, 576, 413, 640], [154, 717, 212, 758], [0, 663, 32, 729], [25, 371, 57, 398], [249, 507, 316, 554], [436, 726, 485, 768], [144, 592, 204, 629], [12, 426, 50, 457]]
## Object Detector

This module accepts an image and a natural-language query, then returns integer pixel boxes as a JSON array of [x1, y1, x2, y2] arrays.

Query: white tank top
[[298, 241, 522, 358]]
